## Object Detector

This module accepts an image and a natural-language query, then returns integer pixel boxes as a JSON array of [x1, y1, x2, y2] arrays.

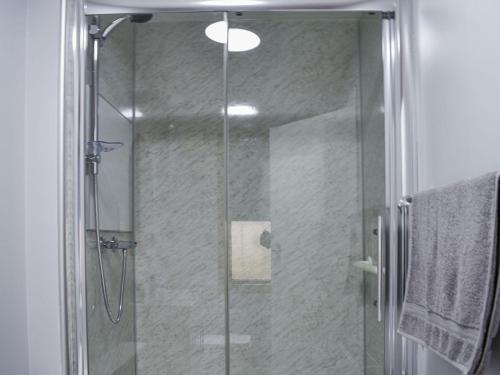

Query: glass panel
[[85, 12, 227, 375], [226, 11, 385, 375], [85, 14, 136, 375], [133, 12, 227, 375], [84, 10, 385, 375], [359, 15, 385, 375]]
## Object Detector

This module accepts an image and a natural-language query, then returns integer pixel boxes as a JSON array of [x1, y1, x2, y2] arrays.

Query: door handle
[[377, 215, 385, 323]]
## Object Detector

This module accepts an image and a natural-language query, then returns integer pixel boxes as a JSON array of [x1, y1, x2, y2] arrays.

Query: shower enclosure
[[67, 1, 404, 375]]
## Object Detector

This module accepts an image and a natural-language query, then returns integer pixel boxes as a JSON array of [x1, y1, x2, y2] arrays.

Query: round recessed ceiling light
[[205, 21, 261, 52], [228, 28, 261, 52]]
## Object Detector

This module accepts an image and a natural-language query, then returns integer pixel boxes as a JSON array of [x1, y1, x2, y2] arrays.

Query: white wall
[[0, 0, 29, 374], [402, 0, 500, 373], [24, 0, 66, 374], [1, 0, 66, 372]]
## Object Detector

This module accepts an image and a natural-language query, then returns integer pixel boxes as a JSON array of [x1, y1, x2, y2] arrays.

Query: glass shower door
[[85, 14, 136, 375], [132, 12, 227, 375], [227, 13, 385, 375], [360, 15, 387, 375], [83, 10, 387, 375], [226, 11, 386, 375]]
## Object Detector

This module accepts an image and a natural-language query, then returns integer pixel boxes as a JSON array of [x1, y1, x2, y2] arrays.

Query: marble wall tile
[[269, 109, 364, 375], [99, 15, 134, 119], [227, 17, 362, 128]]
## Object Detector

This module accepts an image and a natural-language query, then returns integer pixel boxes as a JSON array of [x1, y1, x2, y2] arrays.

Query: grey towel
[[398, 172, 500, 374]]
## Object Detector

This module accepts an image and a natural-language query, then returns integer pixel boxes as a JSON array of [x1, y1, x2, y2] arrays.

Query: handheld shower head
[[100, 13, 153, 40], [130, 14, 153, 23]]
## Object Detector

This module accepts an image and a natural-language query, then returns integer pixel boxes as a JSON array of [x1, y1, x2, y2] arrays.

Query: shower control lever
[[100, 236, 137, 251]]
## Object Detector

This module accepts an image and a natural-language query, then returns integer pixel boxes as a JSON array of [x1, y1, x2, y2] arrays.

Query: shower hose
[[93, 173, 128, 324]]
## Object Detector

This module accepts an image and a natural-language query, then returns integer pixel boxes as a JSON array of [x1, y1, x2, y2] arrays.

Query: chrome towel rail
[[398, 196, 412, 297], [398, 196, 412, 375]]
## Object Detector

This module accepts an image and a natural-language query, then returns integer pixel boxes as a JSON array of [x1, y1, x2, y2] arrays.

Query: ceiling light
[[226, 104, 258, 116], [205, 21, 261, 52], [121, 108, 143, 119], [205, 21, 228, 44], [228, 28, 260, 52]]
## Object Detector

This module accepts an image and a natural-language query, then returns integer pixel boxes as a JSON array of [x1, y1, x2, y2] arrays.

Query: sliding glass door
[[83, 10, 386, 375]]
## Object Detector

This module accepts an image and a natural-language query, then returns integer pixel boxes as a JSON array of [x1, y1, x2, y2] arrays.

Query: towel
[[398, 172, 500, 374]]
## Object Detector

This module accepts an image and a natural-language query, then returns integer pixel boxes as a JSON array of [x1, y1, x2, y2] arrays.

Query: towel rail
[[398, 196, 412, 375], [398, 196, 412, 297]]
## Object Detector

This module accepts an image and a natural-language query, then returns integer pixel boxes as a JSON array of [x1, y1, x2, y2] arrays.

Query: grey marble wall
[[359, 16, 385, 375], [99, 15, 135, 120], [85, 14, 137, 375], [269, 109, 364, 375], [133, 13, 227, 375]]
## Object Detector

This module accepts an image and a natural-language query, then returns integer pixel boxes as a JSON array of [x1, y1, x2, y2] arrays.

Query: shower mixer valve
[[86, 153, 101, 175]]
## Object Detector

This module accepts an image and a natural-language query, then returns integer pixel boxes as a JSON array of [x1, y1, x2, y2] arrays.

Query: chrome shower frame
[[63, 1, 416, 374]]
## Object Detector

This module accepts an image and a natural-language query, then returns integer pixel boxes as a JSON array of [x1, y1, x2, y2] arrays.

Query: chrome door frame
[[382, 11, 413, 375], [64, 1, 89, 375], [63, 1, 412, 375]]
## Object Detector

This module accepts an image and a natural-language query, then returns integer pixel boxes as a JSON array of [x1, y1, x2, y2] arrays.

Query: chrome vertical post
[[89, 16, 100, 144], [398, 196, 412, 375], [382, 11, 401, 375]]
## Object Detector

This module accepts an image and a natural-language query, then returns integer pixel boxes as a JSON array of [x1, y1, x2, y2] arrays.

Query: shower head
[[101, 14, 153, 40], [130, 14, 153, 23]]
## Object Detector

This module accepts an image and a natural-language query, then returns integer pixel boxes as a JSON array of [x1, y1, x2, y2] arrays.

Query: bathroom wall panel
[[24, 0, 66, 373], [99, 14, 135, 119], [269, 109, 364, 375], [86, 97, 134, 232], [0, 1, 29, 374]]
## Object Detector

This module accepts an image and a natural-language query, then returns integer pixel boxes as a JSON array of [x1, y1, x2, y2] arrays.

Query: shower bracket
[[88, 22, 105, 45], [100, 236, 137, 251]]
